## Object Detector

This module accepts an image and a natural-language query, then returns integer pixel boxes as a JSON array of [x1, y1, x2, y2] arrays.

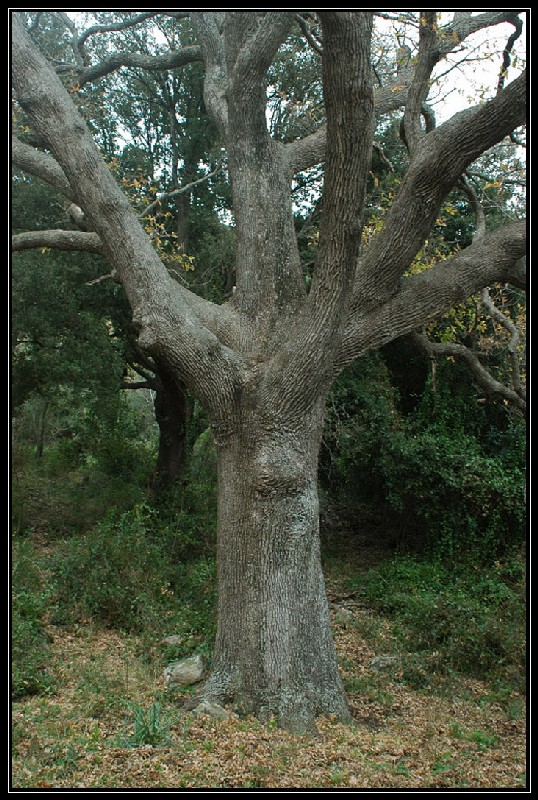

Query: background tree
[[11, 10, 526, 732]]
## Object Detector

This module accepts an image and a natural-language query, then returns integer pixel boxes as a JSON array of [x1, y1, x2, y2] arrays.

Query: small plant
[[122, 701, 165, 747]]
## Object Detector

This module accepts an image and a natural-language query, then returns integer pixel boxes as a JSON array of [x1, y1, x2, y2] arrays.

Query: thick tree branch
[[506, 256, 526, 291], [268, 12, 375, 412], [12, 135, 75, 201], [401, 11, 439, 154], [286, 81, 410, 174], [190, 12, 229, 137], [12, 14, 243, 416], [338, 220, 526, 371], [12, 229, 102, 254], [285, 11, 525, 175], [442, 11, 525, 54], [232, 12, 294, 89], [354, 69, 526, 310]]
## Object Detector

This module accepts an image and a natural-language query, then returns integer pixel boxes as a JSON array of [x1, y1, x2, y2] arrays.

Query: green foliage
[[51, 500, 217, 648], [89, 393, 156, 482], [379, 364, 526, 563], [380, 434, 525, 564], [11, 248, 124, 414], [52, 504, 175, 632], [11, 539, 55, 699], [321, 351, 399, 503], [359, 552, 526, 691], [323, 356, 526, 565]]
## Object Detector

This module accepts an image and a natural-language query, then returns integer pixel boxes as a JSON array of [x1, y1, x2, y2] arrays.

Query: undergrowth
[[348, 550, 526, 701]]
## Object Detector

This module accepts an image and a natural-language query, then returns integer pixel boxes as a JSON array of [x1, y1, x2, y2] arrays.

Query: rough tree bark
[[207, 395, 350, 729], [11, 11, 526, 731]]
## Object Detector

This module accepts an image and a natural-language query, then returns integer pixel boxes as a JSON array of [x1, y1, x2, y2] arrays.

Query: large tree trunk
[[201, 395, 351, 732]]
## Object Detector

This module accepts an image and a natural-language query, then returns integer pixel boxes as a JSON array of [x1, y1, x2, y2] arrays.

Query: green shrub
[[52, 504, 175, 633], [51, 503, 218, 650], [324, 356, 526, 565], [152, 426, 217, 562], [379, 427, 526, 563], [360, 553, 526, 690], [11, 540, 54, 699], [168, 556, 217, 656]]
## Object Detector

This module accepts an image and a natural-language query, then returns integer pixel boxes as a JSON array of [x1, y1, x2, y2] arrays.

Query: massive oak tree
[[11, 11, 526, 731]]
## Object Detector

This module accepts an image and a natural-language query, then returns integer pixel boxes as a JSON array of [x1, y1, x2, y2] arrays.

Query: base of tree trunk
[[199, 414, 352, 734], [195, 667, 352, 734]]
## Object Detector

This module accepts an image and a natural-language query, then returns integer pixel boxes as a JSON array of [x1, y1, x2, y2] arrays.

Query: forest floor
[[11, 509, 527, 790]]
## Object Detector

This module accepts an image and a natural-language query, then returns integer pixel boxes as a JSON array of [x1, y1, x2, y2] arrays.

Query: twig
[[139, 162, 222, 219]]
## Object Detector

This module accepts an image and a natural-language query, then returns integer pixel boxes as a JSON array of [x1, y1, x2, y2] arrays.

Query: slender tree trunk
[[151, 372, 189, 497], [201, 393, 351, 732], [35, 398, 49, 459]]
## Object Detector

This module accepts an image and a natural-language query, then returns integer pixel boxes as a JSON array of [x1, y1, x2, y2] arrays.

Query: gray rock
[[368, 655, 400, 672], [164, 654, 205, 687], [192, 700, 236, 720], [160, 635, 184, 647], [333, 607, 354, 627]]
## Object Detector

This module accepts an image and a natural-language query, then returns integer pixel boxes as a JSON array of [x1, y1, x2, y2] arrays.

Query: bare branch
[[294, 13, 323, 56], [122, 379, 157, 391], [86, 270, 118, 286], [139, 161, 223, 219], [72, 45, 203, 86], [64, 202, 88, 230], [372, 142, 395, 172], [56, 11, 85, 68], [27, 12, 44, 34], [458, 176, 486, 241], [411, 331, 525, 414], [497, 14, 524, 93], [268, 11, 375, 412], [76, 12, 161, 48], [481, 288, 525, 399]]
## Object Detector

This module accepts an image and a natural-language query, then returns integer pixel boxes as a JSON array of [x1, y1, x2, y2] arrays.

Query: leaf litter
[[11, 608, 526, 790]]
